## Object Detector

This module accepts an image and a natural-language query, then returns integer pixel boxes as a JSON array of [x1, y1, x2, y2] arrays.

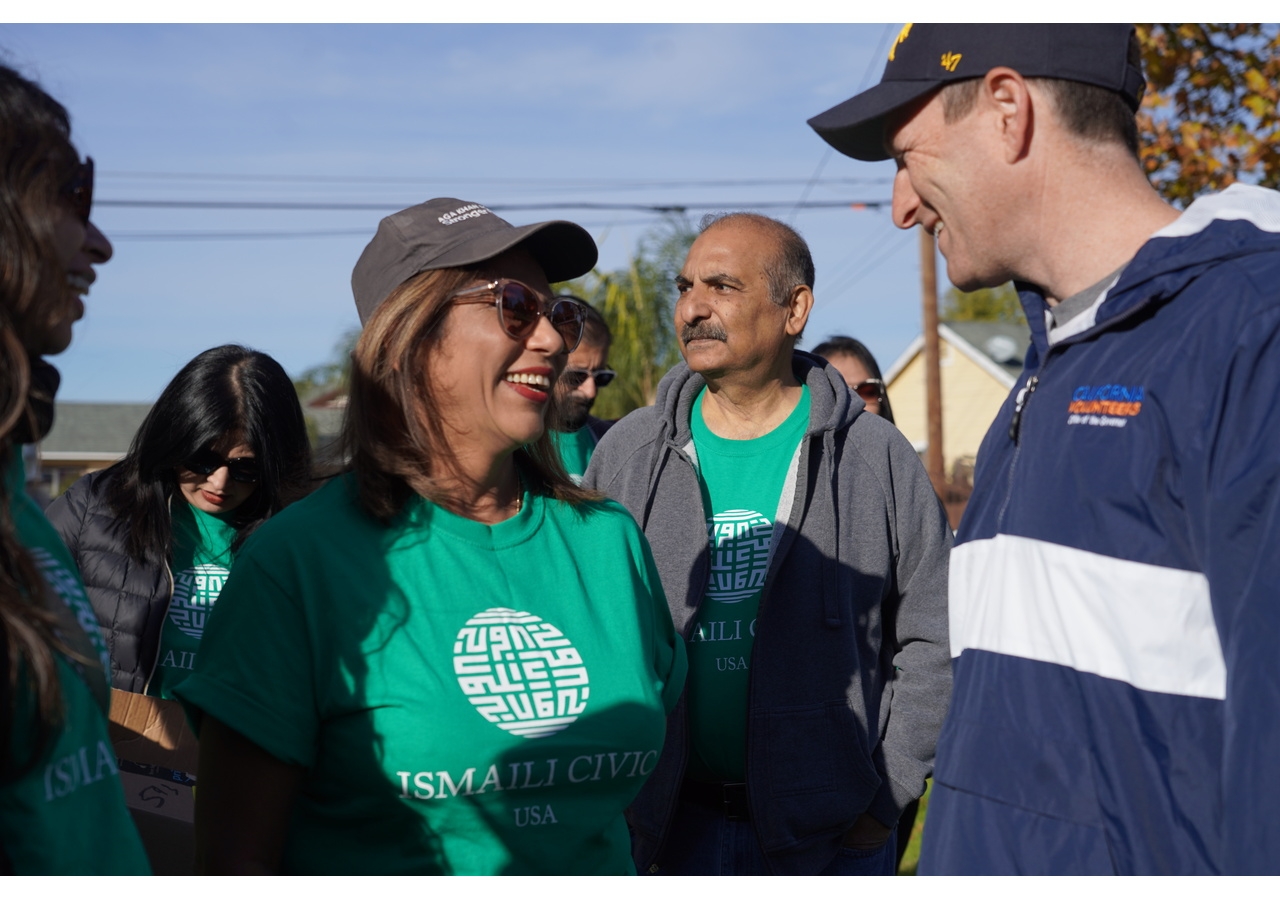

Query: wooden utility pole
[[920, 228, 946, 499]]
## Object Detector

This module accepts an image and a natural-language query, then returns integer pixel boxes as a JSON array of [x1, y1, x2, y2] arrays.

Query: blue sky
[[1, 24, 937, 402]]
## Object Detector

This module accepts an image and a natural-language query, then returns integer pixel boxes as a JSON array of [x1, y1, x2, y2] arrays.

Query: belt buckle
[[721, 782, 748, 821]]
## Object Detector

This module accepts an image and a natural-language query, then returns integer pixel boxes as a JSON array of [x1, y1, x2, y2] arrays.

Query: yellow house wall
[[886, 339, 1015, 473]]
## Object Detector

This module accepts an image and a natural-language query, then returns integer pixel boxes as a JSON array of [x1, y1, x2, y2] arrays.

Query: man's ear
[[784, 284, 814, 338], [984, 67, 1034, 165]]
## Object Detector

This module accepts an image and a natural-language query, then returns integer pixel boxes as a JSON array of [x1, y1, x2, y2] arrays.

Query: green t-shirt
[[0, 456, 150, 874], [175, 474, 685, 875], [685, 386, 811, 783], [549, 427, 597, 485], [146, 500, 237, 699]]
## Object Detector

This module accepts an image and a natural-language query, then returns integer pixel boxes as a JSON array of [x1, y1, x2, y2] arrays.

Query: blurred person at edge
[[811, 335, 896, 424], [549, 299, 615, 483], [810, 23, 1280, 874], [173, 199, 685, 875], [0, 63, 149, 873], [47, 345, 312, 701]]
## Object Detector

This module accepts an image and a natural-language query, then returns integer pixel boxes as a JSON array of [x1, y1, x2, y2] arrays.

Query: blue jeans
[[648, 797, 898, 875]]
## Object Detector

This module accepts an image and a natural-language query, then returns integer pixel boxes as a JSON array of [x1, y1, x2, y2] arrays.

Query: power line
[[96, 198, 890, 213], [108, 228, 373, 241], [789, 148, 832, 225], [107, 216, 670, 241], [824, 226, 908, 302], [789, 23, 897, 224], [100, 171, 892, 190]]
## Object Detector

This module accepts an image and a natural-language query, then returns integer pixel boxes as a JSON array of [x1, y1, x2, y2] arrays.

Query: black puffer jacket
[[46, 468, 172, 693]]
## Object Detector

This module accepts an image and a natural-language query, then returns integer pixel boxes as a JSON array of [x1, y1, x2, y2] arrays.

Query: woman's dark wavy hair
[[341, 265, 597, 523], [0, 63, 91, 780], [810, 335, 896, 425], [102, 345, 313, 563]]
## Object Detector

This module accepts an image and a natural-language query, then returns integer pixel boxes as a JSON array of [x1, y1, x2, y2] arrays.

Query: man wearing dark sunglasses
[[584, 212, 952, 876], [550, 299, 616, 483]]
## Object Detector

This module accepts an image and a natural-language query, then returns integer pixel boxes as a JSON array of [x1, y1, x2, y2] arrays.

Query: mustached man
[[585, 212, 952, 875]]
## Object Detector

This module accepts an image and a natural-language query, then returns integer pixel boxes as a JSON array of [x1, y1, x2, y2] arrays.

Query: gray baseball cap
[[351, 198, 599, 324]]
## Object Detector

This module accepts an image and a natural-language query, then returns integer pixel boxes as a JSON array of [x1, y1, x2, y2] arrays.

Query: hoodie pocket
[[761, 701, 880, 799]]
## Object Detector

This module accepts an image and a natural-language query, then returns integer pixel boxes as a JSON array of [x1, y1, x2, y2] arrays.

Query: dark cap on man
[[351, 198, 599, 324], [808, 23, 1145, 162]]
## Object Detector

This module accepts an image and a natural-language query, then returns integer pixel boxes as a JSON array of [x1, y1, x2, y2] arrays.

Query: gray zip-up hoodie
[[583, 351, 952, 874]]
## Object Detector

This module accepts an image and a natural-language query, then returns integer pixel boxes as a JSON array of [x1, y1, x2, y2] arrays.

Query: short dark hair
[[939, 32, 1142, 159], [104, 344, 314, 562], [698, 212, 815, 308], [809, 335, 896, 424]]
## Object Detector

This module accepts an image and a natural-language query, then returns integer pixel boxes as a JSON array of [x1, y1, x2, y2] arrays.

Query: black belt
[[680, 780, 749, 821]]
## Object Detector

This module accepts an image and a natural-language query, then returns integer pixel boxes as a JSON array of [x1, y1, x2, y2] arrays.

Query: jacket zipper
[[1008, 375, 1039, 443], [993, 363, 1044, 527], [141, 499, 177, 695], [140, 558, 175, 695]]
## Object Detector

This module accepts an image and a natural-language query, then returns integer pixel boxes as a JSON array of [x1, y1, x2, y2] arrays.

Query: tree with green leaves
[[1136, 23, 1280, 207], [555, 217, 696, 421], [939, 282, 1025, 325], [293, 326, 359, 400], [292, 326, 359, 453]]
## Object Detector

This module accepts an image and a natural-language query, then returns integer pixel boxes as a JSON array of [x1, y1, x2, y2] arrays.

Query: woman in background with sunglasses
[[0, 63, 148, 873], [811, 335, 896, 424], [174, 199, 685, 875], [47, 344, 312, 700]]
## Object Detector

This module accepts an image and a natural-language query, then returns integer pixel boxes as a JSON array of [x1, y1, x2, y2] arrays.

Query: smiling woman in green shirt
[[0, 64, 148, 874], [175, 199, 686, 875]]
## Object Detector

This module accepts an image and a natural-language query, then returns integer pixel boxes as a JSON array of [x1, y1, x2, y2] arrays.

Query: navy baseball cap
[[808, 24, 1145, 162], [351, 198, 599, 325]]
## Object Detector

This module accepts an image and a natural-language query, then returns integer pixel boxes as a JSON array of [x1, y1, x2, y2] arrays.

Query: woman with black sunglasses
[[811, 335, 896, 424], [46, 344, 312, 700], [0, 64, 149, 873], [173, 199, 685, 875]]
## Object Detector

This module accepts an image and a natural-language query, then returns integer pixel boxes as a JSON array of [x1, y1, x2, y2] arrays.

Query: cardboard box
[[108, 689, 200, 774], [108, 689, 198, 875]]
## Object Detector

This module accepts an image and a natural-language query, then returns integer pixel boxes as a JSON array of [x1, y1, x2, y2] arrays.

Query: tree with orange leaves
[[1136, 24, 1280, 207]]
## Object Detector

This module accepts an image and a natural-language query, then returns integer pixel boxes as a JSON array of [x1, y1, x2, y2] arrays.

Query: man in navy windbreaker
[[808, 24, 1280, 874]]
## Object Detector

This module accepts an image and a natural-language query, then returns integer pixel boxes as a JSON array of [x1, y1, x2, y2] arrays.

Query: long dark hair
[[102, 345, 313, 563], [342, 265, 596, 523], [810, 335, 896, 425], [0, 63, 89, 779]]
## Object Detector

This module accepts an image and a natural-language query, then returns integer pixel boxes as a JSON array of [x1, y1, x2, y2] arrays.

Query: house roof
[[40, 402, 152, 461], [942, 320, 1030, 380], [884, 319, 1031, 390]]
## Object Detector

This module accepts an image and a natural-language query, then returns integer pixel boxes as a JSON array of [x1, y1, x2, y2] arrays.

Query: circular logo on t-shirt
[[452, 607, 590, 739], [706, 509, 773, 603], [169, 564, 230, 639]]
